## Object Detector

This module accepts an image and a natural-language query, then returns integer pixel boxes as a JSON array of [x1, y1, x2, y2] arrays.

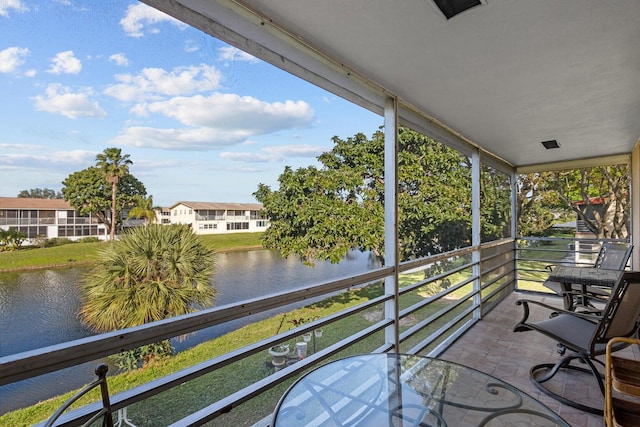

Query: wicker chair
[[605, 337, 640, 427]]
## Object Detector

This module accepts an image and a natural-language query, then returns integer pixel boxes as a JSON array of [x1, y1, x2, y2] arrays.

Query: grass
[[1, 266, 462, 426], [0, 232, 263, 272], [0, 284, 388, 426], [0, 236, 564, 424]]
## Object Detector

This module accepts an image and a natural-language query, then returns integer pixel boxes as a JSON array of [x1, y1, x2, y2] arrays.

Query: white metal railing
[[1, 239, 516, 426], [516, 236, 631, 290]]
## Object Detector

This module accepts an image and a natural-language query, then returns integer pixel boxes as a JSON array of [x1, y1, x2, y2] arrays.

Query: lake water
[[0, 249, 379, 414]]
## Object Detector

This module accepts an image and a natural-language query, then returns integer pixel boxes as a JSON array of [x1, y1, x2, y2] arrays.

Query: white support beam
[[472, 150, 481, 319], [384, 97, 400, 351], [632, 140, 640, 269]]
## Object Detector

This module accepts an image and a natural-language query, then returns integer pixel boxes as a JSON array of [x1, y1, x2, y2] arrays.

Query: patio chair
[[44, 364, 114, 427], [544, 242, 633, 311], [513, 271, 640, 415]]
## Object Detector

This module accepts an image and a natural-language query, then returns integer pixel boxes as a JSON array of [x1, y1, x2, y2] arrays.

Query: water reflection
[[0, 249, 379, 414]]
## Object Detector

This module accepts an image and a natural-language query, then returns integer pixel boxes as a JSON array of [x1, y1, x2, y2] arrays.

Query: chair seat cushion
[[532, 314, 598, 353]]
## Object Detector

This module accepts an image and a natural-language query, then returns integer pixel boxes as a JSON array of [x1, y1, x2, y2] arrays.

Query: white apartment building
[[169, 201, 269, 234], [0, 197, 108, 241]]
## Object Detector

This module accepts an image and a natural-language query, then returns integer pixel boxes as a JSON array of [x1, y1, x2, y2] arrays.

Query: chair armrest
[[514, 298, 601, 332]]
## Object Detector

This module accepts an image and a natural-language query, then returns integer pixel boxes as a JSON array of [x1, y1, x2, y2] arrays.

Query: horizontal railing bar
[[0, 266, 394, 386], [480, 238, 515, 250], [407, 303, 477, 356], [400, 275, 476, 323], [398, 245, 476, 273], [87, 296, 393, 415], [518, 237, 627, 243], [481, 269, 513, 290], [167, 320, 394, 426], [36, 294, 394, 427], [399, 261, 475, 296], [422, 317, 478, 357], [401, 292, 475, 345]]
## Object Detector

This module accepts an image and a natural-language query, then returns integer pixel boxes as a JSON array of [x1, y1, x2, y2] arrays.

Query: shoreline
[[0, 245, 265, 274]]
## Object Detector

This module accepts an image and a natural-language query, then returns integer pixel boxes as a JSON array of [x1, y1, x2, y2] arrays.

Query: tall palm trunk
[[110, 178, 118, 240]]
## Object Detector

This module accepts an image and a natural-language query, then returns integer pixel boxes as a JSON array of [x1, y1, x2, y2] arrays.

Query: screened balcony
[[1, 1, 639, 426]]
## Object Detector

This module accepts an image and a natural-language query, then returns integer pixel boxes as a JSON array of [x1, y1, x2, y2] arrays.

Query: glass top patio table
[[548, 266, 622, 287], [548, 265, 622, 310], [272, 353, 570, 426]]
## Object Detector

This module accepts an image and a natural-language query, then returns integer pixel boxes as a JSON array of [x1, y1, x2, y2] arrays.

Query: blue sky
[[0, 0, 382, 206]]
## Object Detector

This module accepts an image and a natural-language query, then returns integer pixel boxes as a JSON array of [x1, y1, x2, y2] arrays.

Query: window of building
[[226, 222, 249, 230]]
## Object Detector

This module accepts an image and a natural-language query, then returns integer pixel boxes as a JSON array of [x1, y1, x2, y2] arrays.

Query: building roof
[[169, 201, 264, 211], [0, 197, 73, 209]]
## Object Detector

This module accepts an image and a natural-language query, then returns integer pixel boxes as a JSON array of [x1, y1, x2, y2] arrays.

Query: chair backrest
[[594, 243, 633, 270], [593, 272, 640, 346]]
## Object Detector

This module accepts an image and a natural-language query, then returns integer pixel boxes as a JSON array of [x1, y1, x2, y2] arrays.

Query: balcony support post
[[472, 149, 481, 319], [384, 96, 400, 351], [632, 140, 640, 270]]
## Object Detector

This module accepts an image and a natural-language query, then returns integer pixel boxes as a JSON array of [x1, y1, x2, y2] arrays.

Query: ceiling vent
[[433, 0, 482, 20], [541, 140, 560, 149]]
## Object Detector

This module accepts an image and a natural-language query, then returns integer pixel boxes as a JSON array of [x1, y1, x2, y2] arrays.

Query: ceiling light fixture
[[432, 0, 482, 20], [541, 140, 560, 149]]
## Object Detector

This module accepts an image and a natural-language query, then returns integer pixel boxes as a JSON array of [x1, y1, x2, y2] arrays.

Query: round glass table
[[272, 353, 570, 426]]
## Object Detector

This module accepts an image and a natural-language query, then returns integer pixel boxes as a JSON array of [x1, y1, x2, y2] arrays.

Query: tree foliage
[[255, 128, 493, 265], [128, 195, 157, 225], [79, 224, 215, 368], [517, 165, 630, 238], [17, 188, 63, 199], [80, 224, 215, 331], [0, 229, 26, 251], [516, 172, 559, 237], [96, 147, 133, 240], [61, 166, 146, 237]]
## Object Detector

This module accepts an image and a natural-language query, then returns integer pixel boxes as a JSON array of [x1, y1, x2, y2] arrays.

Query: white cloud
[[0, 149, 96, 168], [32, 83, 106, 119], [184, 39, 200, 53], [218, 46, 259, 63], [109, 53, 129, 67], [139, 93, 314, 132], [109, 126, 251, 151], [0, 46, 29, 73], [220, 144, 324, 163], [104, 64, 222, 101], [48, 50, 82, 75], [120, 3, 186, 38], [0, 0, 27, 16]]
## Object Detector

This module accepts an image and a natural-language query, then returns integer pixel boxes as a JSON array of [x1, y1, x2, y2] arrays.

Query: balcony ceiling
[[144, 0, 640, 169]]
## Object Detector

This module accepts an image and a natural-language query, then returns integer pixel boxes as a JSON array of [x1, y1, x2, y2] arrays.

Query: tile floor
[[437, 291, 640, 427]]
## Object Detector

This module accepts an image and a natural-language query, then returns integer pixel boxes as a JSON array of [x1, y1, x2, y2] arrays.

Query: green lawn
[[0, 284, 388, 426], [0, 232, 263, 272]]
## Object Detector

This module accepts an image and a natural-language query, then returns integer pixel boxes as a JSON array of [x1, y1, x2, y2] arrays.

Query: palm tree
[[79, 224, 215, 333], [128, 195, 157, 225], [95, 147, 132, 240]]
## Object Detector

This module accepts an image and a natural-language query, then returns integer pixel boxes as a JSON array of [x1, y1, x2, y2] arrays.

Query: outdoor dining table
[[547, 265, 622, 311], [271, 353, 570, 426]]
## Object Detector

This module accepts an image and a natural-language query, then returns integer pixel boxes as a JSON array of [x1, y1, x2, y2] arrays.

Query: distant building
[[169, 201, 269, 234], [0, 197, 269, 243], [0, 197, 108, 241]]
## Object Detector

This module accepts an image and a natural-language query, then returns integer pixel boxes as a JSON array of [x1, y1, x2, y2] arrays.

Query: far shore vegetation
[[0, 232, 263, 273]]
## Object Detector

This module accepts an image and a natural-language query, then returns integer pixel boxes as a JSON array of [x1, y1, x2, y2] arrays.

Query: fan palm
[[128, 195, 157, 225], [79, 224, 215, 333], [96, 147, 132, 240]]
